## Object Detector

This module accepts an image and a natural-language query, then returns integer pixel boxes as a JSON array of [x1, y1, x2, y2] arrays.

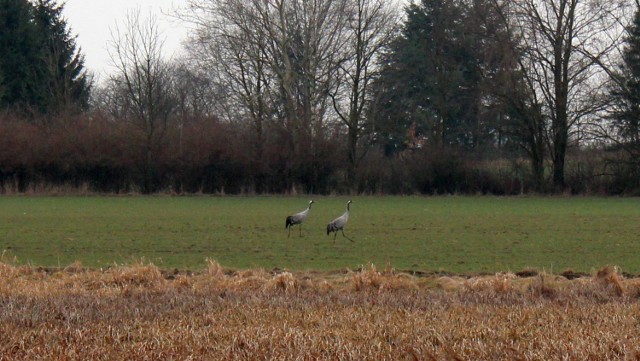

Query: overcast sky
[[63, 0, 190, 82]]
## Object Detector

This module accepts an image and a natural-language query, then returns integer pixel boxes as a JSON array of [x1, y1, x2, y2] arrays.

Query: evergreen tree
[[0, 0, 90, 118], [0, 0, 40, 114], [610, 6, 640, 147], [372, 0, 464, 153], [370, 0, 517, 154], [606, 4, 640, 192], [32, 0, 90, 116]]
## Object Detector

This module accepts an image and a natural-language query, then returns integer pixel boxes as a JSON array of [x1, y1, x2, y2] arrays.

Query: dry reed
[[1, 261, 640, 360]]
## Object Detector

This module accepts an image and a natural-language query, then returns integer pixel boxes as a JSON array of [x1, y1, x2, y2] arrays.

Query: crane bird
[[326, 200, 354, 242], [285, 200, 314, 237]]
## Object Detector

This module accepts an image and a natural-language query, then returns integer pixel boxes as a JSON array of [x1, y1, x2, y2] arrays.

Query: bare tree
[[330, 0, 400, 190], [180, 0, 282, 192], [498, 0, 630, 190], [180, 0, 350, 191], [182, 0, 349, 127], [182, 0, 273, 165], [107, 8, 177, 193]]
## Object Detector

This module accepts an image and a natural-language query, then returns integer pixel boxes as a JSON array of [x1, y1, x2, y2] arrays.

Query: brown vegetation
[[1, 79, 633, 195], [0, 111, 633, 195], [2, 261, 640, 360]]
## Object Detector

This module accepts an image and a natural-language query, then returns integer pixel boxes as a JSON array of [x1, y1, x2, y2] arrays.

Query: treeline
[[0, 114, 634, 195], [1, 0, 640, 195]]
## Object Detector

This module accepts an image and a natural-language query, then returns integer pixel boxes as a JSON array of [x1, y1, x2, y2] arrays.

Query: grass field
[[0, 196, 639, 273]]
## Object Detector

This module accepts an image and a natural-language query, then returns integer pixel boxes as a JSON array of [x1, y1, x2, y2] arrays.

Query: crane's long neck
[[342, 208, 350, 221]]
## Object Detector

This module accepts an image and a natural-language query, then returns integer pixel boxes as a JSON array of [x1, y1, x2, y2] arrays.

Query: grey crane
[[285, 200, 314, 237], [326, 200, 354, 242]]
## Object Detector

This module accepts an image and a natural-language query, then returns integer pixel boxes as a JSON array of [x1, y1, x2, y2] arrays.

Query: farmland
[[2, 196, 640, 359], [0, 196, 639, 274], [1, 262, 640, 359]]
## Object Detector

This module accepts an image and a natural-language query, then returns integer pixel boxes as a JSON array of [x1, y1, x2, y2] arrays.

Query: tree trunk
[[347, 123, 358, 192], [552, 121, 567, 190]]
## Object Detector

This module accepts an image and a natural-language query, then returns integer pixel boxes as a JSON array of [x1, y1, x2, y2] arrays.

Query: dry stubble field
[[2, 260, 640, 360]]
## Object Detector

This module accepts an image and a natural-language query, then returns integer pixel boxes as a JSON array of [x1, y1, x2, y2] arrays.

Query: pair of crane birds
[[285, 200, 353, 242]]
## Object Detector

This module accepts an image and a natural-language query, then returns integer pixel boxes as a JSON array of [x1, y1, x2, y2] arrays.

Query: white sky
[[63, 0, 190, 83]]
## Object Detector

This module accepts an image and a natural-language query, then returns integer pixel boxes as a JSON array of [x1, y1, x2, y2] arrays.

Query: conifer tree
[[610, 5, 640, 147], [0, 0, 40, 114], [0, 0, 90, 118], [371, 0, 515, 154]]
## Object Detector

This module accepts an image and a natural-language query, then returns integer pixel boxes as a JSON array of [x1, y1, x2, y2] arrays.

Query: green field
[[0, 196, 638, 273]]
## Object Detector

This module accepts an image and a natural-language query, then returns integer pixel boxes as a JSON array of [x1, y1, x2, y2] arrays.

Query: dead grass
[[2, 262, 640, 360], [596, 265, 625, 296]]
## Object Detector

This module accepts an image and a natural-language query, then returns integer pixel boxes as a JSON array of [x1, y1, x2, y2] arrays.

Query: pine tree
[[373, 0, 460, 151], [610, 6, 640, 146], [370, 0, 510, 154], [0, 0, 90, 118], [0, 0, 40, 114], [32, 0, 90, 116], [605, 5, 640, 192]]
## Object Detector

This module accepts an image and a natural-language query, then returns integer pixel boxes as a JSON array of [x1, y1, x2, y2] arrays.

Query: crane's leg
[[341, 229, 354, 242], [299, 224, 302, 237], [287, 226, 291, 238]]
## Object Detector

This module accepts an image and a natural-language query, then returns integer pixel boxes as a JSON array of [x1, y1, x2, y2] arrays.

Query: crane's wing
[[288, 208, 309, 224], [331, 212, 348, 228]]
